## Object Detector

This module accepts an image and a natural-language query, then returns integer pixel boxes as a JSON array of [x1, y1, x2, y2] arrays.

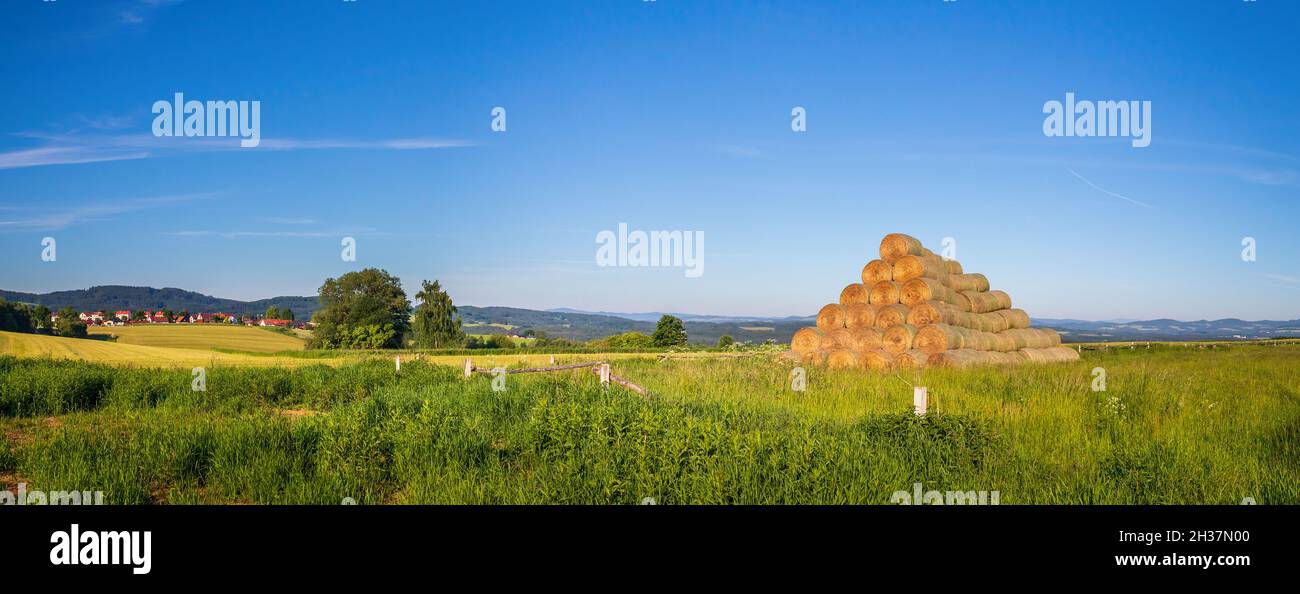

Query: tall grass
[[2, 345, 1297, 504]]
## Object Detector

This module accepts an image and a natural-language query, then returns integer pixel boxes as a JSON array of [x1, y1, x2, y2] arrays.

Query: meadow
[[88, 324, 307, 353], [1, 337, 1296, 505]]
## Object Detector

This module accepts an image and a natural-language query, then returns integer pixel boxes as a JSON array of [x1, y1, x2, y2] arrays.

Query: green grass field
[[1, 341, 1296, 504], [88, 324, 307, 352]]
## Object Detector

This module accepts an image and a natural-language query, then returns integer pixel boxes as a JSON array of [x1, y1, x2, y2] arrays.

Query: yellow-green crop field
[[88, 324, 306, 353]]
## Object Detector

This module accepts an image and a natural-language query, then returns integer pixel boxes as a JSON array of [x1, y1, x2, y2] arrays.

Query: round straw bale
[[927, 349, 991, 368], [994, 308, 1031, 330], [895, 349, 930, 368], [942, 259, 963, 275], [829, 327, 855, 349], [825, 348, 862, 370], [947, 273, 990, 293], [791, 327, 825, 355], [914, 323, 966, 353], [882, 323, 919, 354], [844, 302, 877, 329], [1018, 346, 1080, 364], [989, 290, 1012, 310], [906, 300, 963, 326], [879, 233, 926, 263], [874, 304, 911, 329], [850, 327, 884, 351], [861, 259, 894, 285], [840, 283, 869, 306], [900, 277, 959, 307], [816, 303, 847, 331], [869, 281, 902, 305], [999, 328, 1061, 349], [952, 291, 972, 312], [861, 349, 895, 370], [991, 332, 1017, 352], [802, 350, 827, 365], [892, 254, 948, 283], [960, 290, 1005, 314]]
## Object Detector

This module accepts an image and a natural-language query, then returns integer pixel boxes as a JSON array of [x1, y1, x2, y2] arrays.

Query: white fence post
[[463, 359, 473, 379], [913, 386, 928, 416]]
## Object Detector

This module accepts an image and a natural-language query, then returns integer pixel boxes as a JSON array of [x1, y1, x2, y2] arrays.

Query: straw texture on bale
[[928, 349, 1020, 368], [791, 327, 825, 355], [942, 259, 963, 275], [999, 328, 1061, 349], [861, 259, 894, 285], [816, 303, 847, 331], [994, 308, 1031, 330], [801, 350, 827, 365], [826, 348, 862, 369], [829, 327, 855, 349], [895, 349, 930, 368], [947, 273, 990, 293], [844, 302, 877, 329], [840, 283, 869, 306], [907, 301, 966, 327], [915, 323, 967, 353], [892, 254, 948, 283], [901, 277, 960, 307], [875, 304, 911, 329], [879, 233, 926, 263], [850, 327, 884, 351], [861, 349, 895, 370], [1018, 346, 1080, 364], [882, 323, 919, 354], [868, 281, 902, 305]]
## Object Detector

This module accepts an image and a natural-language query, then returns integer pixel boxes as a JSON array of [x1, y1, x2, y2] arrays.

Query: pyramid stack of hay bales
[[789, 233, 1079, 370]]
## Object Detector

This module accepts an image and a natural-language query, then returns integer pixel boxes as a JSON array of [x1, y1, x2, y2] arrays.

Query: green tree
[[411, 279, 465, 348], [131, 310, 146, 321], [53, 306, 88, 338], [717, 334, 735, 349], [651, 315, 688, 347], [0, 299, 37, 333], [32, 305, 51, 330], [602, 331, 655, 349], [311, 268, 411, 349]]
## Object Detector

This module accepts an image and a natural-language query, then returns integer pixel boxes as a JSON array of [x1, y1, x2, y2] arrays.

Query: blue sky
[[2, 0, 1298, 320]]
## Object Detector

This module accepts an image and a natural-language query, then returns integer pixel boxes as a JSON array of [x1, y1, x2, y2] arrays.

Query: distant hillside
[[460, 306, 804, 343], [0, 286, 320, 319], [4, 286, 1296, 344]]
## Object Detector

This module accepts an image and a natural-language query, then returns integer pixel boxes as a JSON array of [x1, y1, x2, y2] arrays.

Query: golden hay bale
[[895, 349, 930, 368], [1018, 346, 1080, 364], [861, 259, 894, 285], [989, 290, 1012, 310], [816, 303, 848, 331], [960, 290, 1010, 314], [844, 302, 877, 329], [829, 327, 855, 349], [850, 327, 884, 351], [900, 277, 960, 307], [947, 273, 990, 293], [994, 308, 1031, 330], [928, 349, 1020, 368], [914, 323, 966, 353], [952, 291, 973, 312], [999, 328, 1062, 349], [879, 233, 926, 263], [942, 259, 963, 275], [892, 254, 947, 283], [875, 304, 911, 329], [839, 283, 869, 306], [992, 332, 1017, 352], [825, 348, 861, 369], [868, 281, 902, 305], [791, 327, 825, 354], [802, 350, 828, 365], [882, 323, 918, 354], [907, 300, 964, 327], [861, 349, 895, 370], [980, 311, 1011, 333]]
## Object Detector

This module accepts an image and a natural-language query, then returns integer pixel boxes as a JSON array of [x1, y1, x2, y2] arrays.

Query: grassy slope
[[88, 324, 305, 353], [0, 331, 327, 368], [1, 343, 1296, 504]]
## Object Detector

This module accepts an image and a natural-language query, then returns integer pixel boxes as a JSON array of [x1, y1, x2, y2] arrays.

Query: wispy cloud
[[1261, 273, 1300, 284], [161, 226, 386, 239], [0, 132, 474, 170], [0, 193, 213, 232], [1067, 168, 1154, 208]]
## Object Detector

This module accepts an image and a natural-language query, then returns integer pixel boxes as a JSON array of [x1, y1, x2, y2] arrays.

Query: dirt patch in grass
[[277, 408, 321, 419]]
